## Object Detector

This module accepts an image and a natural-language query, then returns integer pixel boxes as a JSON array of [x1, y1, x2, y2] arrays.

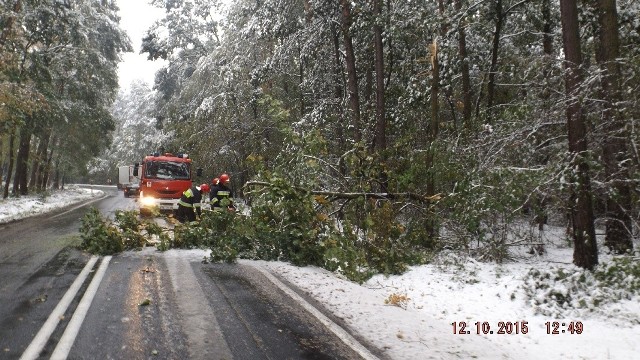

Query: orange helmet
[[212, 177, 219, 185], [219, 173, 230, 184], [200, 183, 210, 193]]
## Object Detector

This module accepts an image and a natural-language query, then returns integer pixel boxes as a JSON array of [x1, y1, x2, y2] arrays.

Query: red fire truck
[[134, 152, 202, 214]]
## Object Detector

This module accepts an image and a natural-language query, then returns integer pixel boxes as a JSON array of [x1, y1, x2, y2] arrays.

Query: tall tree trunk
[[541, 0, 554, 95], [0, 136, 3, 184], [542, 0, 553, 57], [424, 38, 441, 241], [486, 0, 503, 123], [333, 23, 347, 175], [430, 40, 440, 142], [41, 137, 56, 190], [428, 39, 440, 196], [35, 130, 52, 191], [372, 0, 387, 192], [372, 6, 385, 141], [435, 0, 457, 130], [485, 0, 528, 123], [365, 58, 373, 121], [29, 137, 44, 190], [296, 3, 309, 120], [596, 0, 633, 254], [364, 45, 373, 141], [560, 0, 598, 269], [455, 0, 472, 132], [13, 123, 32, 196], [53, 158, 60, 190], [3, 129, 16, 198], [299, 46, 305, 117], [340, 0, 362, 144]]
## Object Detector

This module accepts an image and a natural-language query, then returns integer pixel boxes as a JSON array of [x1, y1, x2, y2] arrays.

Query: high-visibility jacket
[[209, 183, 233, 209], [178, 185, 204, 213]]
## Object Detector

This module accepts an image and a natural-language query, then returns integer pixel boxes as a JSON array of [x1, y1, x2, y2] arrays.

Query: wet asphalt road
[[0, 187, 381, 360]]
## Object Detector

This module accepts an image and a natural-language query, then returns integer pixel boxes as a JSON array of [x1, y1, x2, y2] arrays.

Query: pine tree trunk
[[430, 40, 440, 142], [542, 0, 553, 56], [560, 0, 598, 269], [340, 0, 362, 143], [332, 23, 348, 176], [455, 0, 472, 131], [427, 39, 440, 198], [486, 0, 503, 123], [3, 129, 16, 199], [13, 124, 32, 196], [0, 136, 3, 184], [596, 0, 633, 254], [42, 142, 55, 190], [373, 0, 387, 192], [29, 137, 45, 190], [53, 158, 60, 190], [35, 131, 51, 191]]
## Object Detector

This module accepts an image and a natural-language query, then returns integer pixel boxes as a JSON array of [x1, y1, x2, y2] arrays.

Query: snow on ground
[[1, 186, 638, 359], [0, 185, 104, 224], [262, 250, 639, 360]]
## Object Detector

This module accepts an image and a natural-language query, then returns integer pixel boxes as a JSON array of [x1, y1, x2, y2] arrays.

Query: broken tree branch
[[244, 181, 442, 203]]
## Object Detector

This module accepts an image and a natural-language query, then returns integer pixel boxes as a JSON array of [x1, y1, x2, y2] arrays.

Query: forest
[[2, 0, 639, 276]]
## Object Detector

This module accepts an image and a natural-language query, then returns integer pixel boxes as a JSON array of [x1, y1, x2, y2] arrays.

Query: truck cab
[[134, 153, 201, 214]]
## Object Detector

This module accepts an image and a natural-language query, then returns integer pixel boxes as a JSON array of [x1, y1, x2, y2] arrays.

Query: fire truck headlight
[[140, 196, 157, 207]]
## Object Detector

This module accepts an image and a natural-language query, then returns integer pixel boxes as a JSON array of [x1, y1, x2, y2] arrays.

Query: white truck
[[118, 165, 140, 197]]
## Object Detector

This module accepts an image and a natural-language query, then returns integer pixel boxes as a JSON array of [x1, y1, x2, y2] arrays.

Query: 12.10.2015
[[451, 320, 529, 335]]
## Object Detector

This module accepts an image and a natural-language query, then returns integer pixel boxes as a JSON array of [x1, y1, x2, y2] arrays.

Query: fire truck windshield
[[144, 161, 191, 180]]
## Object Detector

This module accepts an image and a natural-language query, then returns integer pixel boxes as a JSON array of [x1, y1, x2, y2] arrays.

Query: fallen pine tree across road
[[243, 181, 442, 203]]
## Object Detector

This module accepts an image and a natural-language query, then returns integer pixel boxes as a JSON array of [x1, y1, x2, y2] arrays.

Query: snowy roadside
[[260, 243, 639, 360], [0, 185, 105, 225]]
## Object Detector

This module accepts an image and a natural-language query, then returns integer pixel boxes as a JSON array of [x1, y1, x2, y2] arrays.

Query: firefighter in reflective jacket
[[209, 173, 234, 211], [175, 183, 210, 222]]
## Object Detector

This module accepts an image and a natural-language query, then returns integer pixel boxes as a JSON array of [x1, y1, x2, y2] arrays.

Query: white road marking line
[[19, 256, 99, 360], [250, 264, 381, 360], [49, 256, 111, 360]]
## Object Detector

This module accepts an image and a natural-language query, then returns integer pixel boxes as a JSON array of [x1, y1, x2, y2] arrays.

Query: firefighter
[[209, 173, 234, 211], [175, 183, 210, 222], [206, 177, 220, 212]]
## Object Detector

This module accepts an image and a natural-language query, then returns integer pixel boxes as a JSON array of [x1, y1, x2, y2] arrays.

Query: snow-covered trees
[[133, 0, 639, 267], [0, 0, 604, 269], [94, 81, 171, 178], [0, 0, 131, 196]]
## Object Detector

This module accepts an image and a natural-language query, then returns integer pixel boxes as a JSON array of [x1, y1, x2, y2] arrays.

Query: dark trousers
[[175, 204, 196, 222]]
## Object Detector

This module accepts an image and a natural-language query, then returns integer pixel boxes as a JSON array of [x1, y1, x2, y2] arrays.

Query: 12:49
[[545, 321, 583, 334]]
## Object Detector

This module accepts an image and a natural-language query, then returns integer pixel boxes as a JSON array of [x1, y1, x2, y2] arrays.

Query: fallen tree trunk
[[244, 181, 442, 203]]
